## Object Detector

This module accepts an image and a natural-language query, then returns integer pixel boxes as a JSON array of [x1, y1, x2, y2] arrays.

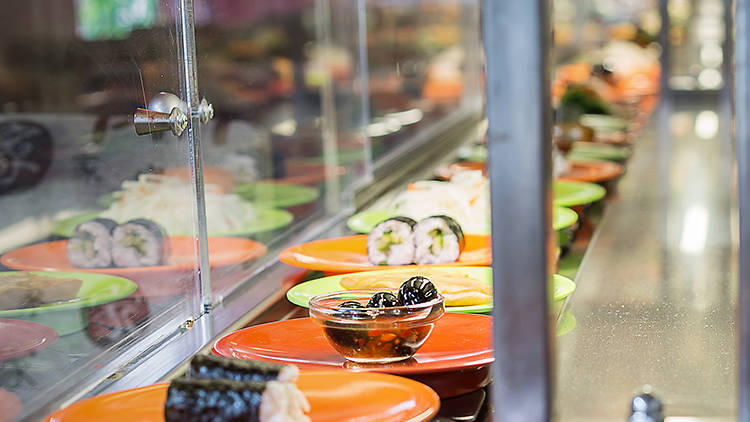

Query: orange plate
[[558, 160, 624, 183], [45, 372, 440, 422], [213, 314, 493, 375], [1, 237, 266, 297], [279, 234, 491, 273]]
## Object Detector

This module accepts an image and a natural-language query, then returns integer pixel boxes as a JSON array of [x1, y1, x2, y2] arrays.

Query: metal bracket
[[133, 107, 188, 137]]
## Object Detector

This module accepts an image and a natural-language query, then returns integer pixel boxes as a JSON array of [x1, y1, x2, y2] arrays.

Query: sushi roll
[[164, 378, 310, 422], [187, 355, 299, 383], [66, 218, 118, 268], [413, 215, 465, 265], [111, 219, 168, 267], [367, 216, 417, 266]]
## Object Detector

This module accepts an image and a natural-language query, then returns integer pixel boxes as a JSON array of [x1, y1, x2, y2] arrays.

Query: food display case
[[0, 0, 483, 420], [1, 0, 746, 420]]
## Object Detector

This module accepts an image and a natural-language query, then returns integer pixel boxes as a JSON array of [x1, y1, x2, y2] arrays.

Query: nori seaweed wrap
[[165, 378, 265, 422], [165, 377, 309, 422], [187, 355, 298, 383]]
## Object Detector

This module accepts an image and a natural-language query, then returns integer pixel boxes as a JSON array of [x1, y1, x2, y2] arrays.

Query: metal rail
[[735, 0, 750, 420], [482, 1, 552, 421]]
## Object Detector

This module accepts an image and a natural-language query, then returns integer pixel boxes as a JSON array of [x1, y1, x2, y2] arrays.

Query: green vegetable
[[429, 229, 444, 255], [558, 84, 612, 122], [376, 231, 402, 252]]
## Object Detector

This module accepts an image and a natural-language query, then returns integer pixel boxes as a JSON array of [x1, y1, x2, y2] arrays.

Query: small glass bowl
[[309, 289, 445, 364]]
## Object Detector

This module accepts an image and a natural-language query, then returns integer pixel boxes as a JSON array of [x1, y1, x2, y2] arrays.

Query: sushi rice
[[413, 215, 465, 264], [66, 218, 118, 268], [111, 219, 168, 267], [367, 217, 417, 265]]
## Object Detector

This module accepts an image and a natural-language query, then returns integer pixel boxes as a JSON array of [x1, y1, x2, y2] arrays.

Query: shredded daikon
[[387, 170, 490, 234], [100, 174, 255, 235]]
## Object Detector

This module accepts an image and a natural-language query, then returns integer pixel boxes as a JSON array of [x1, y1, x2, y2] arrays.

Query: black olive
[[366, 292, 401, 308], [334, 300, 370, 319], [398, 276, 438, 305]]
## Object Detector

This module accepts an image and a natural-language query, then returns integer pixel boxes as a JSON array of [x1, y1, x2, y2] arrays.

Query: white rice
[[277, 365, 299, 383], [66, 220, 114, 268], [414, 217, 462, 264], [367, 219, 415, 265], [260, 381, 311, 422], [111, 222, 164, 267]]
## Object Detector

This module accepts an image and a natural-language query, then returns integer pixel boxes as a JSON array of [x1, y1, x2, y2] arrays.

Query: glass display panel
[[191, 0, 368, 300], [363, 0, 483, 163], [0, 1, 204, 419]]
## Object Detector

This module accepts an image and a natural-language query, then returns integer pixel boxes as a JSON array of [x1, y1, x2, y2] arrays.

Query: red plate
[[0, 318, 58, 361], [558, 160, 624, 183], [1, 237, 266, 297], [279, 234, 491, 274], [0, 389, 21, 422], [213, 314, 493, 398], [45, 372, 440, 422]]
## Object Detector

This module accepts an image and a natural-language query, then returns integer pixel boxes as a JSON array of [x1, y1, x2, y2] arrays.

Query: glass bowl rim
[[309, 289, 445, 314]]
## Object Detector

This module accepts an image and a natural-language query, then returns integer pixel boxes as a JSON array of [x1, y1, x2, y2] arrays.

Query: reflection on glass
[[0, 1, 202, 419]]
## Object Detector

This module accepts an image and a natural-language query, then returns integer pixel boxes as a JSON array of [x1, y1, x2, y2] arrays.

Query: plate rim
[[233, 181, 320, 208], [0, 318, 59, 360], [552, 180, 607, 207], [0, 271, 137, 316], [212, 313, 495, 375], [0, 237, 267, 276], [45, 371, 440, 422], [559, 160, 624, 183], [279, 234, 491, 273], [286, 266, 576, 313]]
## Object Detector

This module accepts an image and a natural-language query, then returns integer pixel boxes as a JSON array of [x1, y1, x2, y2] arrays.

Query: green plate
[[346, 206, 578, 234], [296, 149, 368, 166], [456, 144, 488, 162], [0, 271, 137, 335], [286, 266, 576, 314], [557, 311, 577, 337], [553, 180, 607, 208], [51, 207, 293, 238], [568, 142, 630, 162], [0, 271, 137, 316], [555, 207, 579, 231], [234, 182, 320, 208], [580, 114, 628, 131]]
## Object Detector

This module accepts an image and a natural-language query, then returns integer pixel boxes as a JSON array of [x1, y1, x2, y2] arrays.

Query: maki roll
[[111, 219, 168, 267], [66, 218, 118, 268], [164, 378, 310, 422], [367, 216, 417, 266], [187, 355, 299, 383], [413, 215, 465, 264]]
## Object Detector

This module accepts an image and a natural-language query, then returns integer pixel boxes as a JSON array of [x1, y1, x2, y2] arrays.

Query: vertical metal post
[[482, 1, 552, 421], [314, 0, 342, 215], [735, 1, 750, 421], [176, 0, 212, 316]]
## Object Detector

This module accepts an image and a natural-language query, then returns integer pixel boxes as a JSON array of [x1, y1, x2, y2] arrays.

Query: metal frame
[[736, 0, 750, 420], [482, 0, 552, 420]]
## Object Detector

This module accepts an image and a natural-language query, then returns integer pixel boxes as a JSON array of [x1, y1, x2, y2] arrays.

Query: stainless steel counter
[[555, 95, 737, 421]]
